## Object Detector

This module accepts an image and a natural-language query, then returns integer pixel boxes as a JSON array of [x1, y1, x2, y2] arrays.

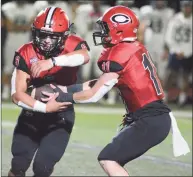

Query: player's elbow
[[11, 93, 18, 105], [11, 91, 23, 105]]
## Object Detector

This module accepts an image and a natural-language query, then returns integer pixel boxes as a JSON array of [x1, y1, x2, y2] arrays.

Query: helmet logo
[[110, 14, 131, 24]]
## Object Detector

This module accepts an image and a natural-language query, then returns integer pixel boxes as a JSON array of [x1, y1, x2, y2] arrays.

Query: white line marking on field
[[2, 121, 191, 169], [2, 124, 191, 169], [69, 142, 192, 168], [2, 121, 15, 128], [2, 103, 192, 118]]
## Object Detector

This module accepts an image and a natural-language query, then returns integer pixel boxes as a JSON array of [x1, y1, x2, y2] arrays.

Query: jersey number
[[142, 53, 162, 95], [174, 26, 191, 43], [152, 18, 163, 33]]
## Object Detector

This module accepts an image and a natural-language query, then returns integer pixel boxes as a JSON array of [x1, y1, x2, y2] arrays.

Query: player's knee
[[98, 150, 125, 167], [98, 159, 107, 167], [33, 158, 54, 177], [10, 156, 31, 176], [98, 159, 119, 169]]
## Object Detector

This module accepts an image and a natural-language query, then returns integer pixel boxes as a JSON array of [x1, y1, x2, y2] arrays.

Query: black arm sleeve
[[66, 79, 97, 93], [67, 84, 83, 93], [52, 85, 75, 103], [13, 52, 30, 74]]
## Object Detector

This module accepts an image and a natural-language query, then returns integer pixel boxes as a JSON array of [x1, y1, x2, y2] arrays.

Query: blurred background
[[1, 0, 192, 107], [1, 1, 192, 176]]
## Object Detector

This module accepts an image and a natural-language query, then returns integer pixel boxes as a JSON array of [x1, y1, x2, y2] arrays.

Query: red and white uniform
[[98, 41, 164, 112], [13, 35, 90, 87]]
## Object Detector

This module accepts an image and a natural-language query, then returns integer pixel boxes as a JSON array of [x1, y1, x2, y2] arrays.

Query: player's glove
[[52, 84, 75, 103]]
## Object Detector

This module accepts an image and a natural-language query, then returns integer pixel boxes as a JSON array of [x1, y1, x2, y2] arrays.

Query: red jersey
[[98, 41, 164, 112], [13, 35, 90, 87]]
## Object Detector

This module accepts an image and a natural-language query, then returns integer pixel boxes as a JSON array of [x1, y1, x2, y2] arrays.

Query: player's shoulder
[[66, 34, 85, 43], [65, 34, 90, 52], [173, 12, 183, 20], [16, 42, 34, 54], [98, 41, 144, 73], [110, 41, 143, 59], [2, 1, 16, 11], [13, 42, 34, 74], [16, 42, 37, 63], [165, 7, 175, 15]]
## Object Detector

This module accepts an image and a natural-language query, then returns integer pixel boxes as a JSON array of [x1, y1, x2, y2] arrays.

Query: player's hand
[[41, 91, 56, 102], [41, 84, 67, 102], [50, 84, 67, 93], [161, 50, 169, 60], [176, 52, 184, 60], [31, 59, 53, 78], [46, 92, 72, 113]]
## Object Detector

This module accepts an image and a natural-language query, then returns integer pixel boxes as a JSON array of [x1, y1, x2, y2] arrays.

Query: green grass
[[1, 106, 192, 176]]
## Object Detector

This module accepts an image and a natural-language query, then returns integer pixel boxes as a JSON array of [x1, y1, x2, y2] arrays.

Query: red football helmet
[[93, 5, 139, 46], [32, 7, 73, 57]]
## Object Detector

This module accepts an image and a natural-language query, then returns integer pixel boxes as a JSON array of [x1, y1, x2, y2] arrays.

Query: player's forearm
[[73, 89, 95, 102], [11, 68, 47, 113], [56, 79, 98, 93], [51, 49, 90, 67], [56, 78, 118, 103], [12, 91, 36, 107], [12, 92, 46, 113]]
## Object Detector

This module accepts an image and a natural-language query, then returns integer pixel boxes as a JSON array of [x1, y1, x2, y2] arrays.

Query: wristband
[[33, 100, 47, 113]]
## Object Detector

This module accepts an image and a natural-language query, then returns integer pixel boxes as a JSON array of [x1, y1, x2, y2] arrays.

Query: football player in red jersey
[[9, 7, 90, 177], [39, 6, 190, 176]]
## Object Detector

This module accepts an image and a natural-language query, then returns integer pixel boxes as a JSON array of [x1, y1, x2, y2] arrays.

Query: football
[[27, 84, 55, 103]]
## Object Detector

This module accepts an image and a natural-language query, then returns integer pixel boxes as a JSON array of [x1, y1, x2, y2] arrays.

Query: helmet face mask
[[32, 26, 70, 57], [93, 20, 111, 46], [31, 7, 73, 58]]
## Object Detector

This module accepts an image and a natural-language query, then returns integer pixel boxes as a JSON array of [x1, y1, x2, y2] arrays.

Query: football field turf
[[1, 103, 192, 176]]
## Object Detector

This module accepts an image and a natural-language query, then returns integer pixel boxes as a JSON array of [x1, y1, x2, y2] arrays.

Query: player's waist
[[170, 47, 192, 58], [125, 100, 171, 119], [19, 106, 75, 118]]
